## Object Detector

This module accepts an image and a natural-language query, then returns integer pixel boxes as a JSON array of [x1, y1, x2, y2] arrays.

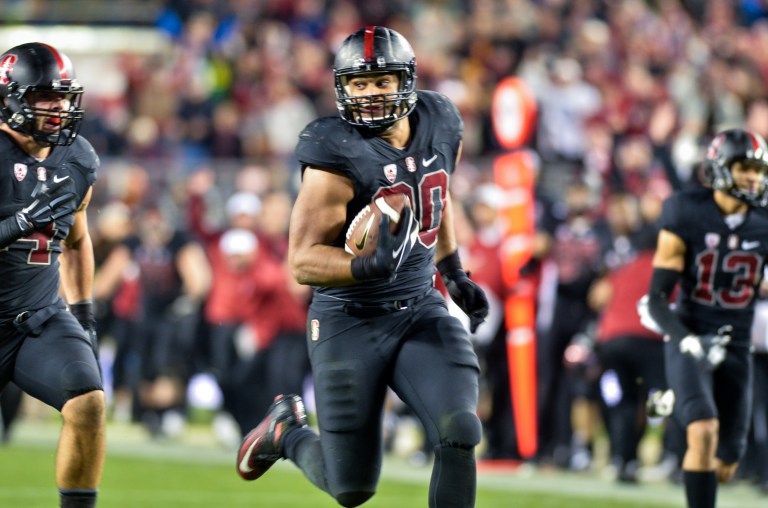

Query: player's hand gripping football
[[17, 169, 77, 234], [350, 205, 419, 281], [678, 325, 732, 371]]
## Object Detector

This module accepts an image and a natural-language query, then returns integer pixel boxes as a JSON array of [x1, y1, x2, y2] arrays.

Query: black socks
[[59, 488, 97, 508], [683, 471, 716, 508]]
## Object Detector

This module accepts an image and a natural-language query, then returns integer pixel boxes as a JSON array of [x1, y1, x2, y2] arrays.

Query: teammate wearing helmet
[[0, 42, 104, 507], [645, 128, 768, 508], [237, 26, 488, 507]]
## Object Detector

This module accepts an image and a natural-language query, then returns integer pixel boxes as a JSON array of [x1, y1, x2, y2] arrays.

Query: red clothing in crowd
[[466, 231, 506, 300], [596, 250, 662, 343], [204, 242, 306, 350]]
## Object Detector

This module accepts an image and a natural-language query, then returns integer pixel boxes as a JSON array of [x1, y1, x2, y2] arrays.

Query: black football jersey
[[660, 188, 768, 342], [0, 132, 98, 319], [295, 90, 463, 302], [124, 230, 193, 317]]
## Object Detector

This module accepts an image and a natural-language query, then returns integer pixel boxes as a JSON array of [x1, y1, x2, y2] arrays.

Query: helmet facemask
[[710, 159, 768, 207], [4, 82, 84, 146], [333, 26, 418, 131], [335, 69, 417, 130]]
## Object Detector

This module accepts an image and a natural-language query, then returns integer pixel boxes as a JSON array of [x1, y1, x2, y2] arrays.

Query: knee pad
[[441, 410, 482, 449], [61, 360, 103, 402], [336, 490, 374, 507]]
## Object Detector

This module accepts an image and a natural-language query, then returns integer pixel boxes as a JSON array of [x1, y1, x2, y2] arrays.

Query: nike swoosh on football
[[354, 216, 375, 250], [422, 154, 438, 167], [238, 436, 263, 473], [52, 175, 70, 183]]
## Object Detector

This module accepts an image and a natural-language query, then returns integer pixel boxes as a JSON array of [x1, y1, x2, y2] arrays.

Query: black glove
[[351, 206, 418, 281], [19, 172, 77, 233], [0, 171, 77, 248], [678, 325, 731, 371], [437, 251, 489, 333], [70, 300, 99, 356]]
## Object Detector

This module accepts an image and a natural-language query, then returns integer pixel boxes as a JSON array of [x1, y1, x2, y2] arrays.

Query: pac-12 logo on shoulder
[[13, 163, 27, 181], [384, 164, 397, 183]]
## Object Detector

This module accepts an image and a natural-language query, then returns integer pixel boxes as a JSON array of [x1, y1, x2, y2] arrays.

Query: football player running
[[237, 26, 488, 507], [645, 128, 768, 508], [0, 43, 104, 507]]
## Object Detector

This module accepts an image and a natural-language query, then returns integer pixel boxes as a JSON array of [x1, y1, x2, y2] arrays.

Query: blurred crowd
[[3, 0, 768, 495]]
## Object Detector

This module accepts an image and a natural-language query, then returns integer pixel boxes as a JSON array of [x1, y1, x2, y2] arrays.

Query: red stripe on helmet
[[364, 26, 376, 62], [38, 42, 68, 78]]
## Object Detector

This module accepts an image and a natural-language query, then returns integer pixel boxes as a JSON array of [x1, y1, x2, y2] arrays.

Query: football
[[345, 193, 411, 257]]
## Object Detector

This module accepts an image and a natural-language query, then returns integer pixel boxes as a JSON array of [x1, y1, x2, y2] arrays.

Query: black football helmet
[[704, 128, 768, 206], [0, 42, 84, 146], [333, 26, 417, 130]]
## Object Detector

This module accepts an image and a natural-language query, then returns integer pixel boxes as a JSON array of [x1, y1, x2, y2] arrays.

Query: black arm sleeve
[[647, 267, 691, 341], [0, 213, 26, 249]]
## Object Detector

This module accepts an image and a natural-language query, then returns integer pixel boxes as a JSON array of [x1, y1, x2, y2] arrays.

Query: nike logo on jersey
[[52, 175, 70, 184], [742, 240, 761, 250], [392, 238, 406, 259], [354, 216, 375, 250], [422, 154, 438, 167]]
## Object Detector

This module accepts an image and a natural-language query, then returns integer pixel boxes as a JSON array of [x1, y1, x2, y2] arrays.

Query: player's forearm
[[435, 195, 458, 264], [0, 213, 28, 249], [647, 267, 690, 341], [290, 245, 358, 287], [60, 235, 95, 303]]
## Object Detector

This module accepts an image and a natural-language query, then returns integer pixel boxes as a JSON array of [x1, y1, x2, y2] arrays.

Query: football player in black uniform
[[237, 26, 488, 507], [646, 128, 768, 508], [0, 43, 104, 507]]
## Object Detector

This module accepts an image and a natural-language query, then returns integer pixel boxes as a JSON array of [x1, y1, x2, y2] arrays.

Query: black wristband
[[436, 250, 463, 276], [351, 256, 366, 280], [70, 300, 96, 326], [351, 256, 384, 281]]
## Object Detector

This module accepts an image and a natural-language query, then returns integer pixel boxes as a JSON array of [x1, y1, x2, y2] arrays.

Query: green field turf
[[0, 419, 765, 507]]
